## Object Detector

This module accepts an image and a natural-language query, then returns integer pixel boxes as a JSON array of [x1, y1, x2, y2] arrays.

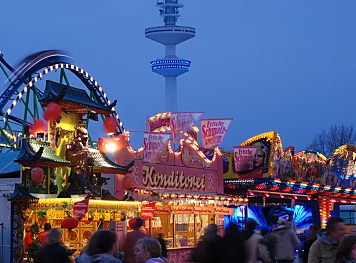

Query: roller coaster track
[[0, 50, 124, 132]]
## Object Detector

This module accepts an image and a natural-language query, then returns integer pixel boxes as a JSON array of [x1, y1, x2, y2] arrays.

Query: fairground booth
[[224, 131, 356, 234], [0, 51, 142, 263], [110, 113, 242, 262]]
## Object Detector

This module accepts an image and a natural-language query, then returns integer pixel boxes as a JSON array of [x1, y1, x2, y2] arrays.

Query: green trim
[[32, 85, 44, 119], [60, 69, 70, 86], [19, 97, 35, 119], [0, 63, 10, 80], [22, 89, 31, 134], [0, 129, 16, 150]]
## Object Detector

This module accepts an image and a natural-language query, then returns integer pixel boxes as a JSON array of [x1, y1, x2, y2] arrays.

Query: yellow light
[[105, 142, 117, 152]]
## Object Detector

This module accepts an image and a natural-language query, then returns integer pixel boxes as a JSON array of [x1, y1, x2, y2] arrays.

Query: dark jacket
[[75, 252, 123, 263], [122, 230, 146, 263], [303, 238, 317, 263], [191, 233, 222, 263], [157, 237, 167, 258], [35, 243, 71, 263]]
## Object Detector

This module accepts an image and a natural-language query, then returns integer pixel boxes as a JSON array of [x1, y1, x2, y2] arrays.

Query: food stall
[[6, 79, 134, 262], [23, 198, 140, 256], [112, 113, 243, 263]]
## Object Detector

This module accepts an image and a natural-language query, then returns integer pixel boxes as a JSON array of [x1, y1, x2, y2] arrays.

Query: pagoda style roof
[[16, 138, 133, 173], [7, 184, 38, 201], [89, 148, 134, 174], [40, 80, 116, 114], [16, 138, 70, 167]]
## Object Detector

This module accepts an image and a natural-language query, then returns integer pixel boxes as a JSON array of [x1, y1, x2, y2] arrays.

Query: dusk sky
[[1, 0, 356, 152]]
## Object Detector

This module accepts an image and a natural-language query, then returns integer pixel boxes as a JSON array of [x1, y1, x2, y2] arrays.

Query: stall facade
[[224, 131, 356, 231], [112, 113, 243, 263]]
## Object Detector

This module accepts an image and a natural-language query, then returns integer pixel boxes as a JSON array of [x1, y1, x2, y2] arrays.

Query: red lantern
[[61, 217, 79, 231], [31, 167, 45, 184], [103, 116, 118, 135], [43, 102, 62, 122], [29, 119, 47, 135]]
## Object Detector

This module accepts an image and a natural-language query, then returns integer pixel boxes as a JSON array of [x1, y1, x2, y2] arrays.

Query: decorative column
[[319, 197, 333, 229]]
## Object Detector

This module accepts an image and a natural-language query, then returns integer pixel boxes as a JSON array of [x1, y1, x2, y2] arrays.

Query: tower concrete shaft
[[145, 0, 195, 112]]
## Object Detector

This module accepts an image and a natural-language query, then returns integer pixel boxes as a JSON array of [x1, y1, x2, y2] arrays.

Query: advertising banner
[[143, 132, 170, 163], [171, 205, 195, 214], [170, 112, 203, 141], [214, 207, 235, 215], [73, 198, 89, 218], [194, 206, 215, 214], [201, 118, 232, 148], [147, 113, 171, 132], [141, 202, 156, 219], [233, 146, 257, 173], [154, 206, 171, 215]]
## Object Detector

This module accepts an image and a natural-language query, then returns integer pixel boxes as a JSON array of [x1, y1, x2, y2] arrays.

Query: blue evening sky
[[1, 0, 356, 152]]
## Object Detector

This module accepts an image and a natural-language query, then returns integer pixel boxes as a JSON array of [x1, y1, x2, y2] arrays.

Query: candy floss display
[[113, 112, 243, 263]]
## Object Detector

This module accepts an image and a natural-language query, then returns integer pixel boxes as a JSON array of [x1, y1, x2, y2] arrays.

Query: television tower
[[145, 0, 195, 112]]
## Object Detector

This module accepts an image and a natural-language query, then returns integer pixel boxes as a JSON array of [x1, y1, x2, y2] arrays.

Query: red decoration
[[103, 116, 118, 135], [43, 102, 62, 122], [61, 217, 79, 231], [29, 119, 47, 135], [128, 218, 136, 228], [31, 167, 45, 184], [123, 174, 133, 190]]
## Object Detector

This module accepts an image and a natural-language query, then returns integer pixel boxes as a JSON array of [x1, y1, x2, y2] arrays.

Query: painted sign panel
[[233, 146, 257, 173], [170, 112, 203, 141], [201, 118, 232, 148], [143, 132, 170, 163], [224, 131, 282, 179], [73, 199, 89, 218]]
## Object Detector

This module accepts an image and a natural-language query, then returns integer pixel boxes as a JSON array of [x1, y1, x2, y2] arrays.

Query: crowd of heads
[[24, 214, 356, 263]]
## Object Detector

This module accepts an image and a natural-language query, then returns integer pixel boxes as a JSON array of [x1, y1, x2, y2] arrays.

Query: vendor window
[[150, 213, 217, 248]]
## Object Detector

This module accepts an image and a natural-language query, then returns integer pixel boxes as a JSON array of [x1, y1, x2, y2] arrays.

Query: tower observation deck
[[145, 0, 195, 112]]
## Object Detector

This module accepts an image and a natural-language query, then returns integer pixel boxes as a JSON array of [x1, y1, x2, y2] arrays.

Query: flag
[[201, 118, 232, 148], [143, 132, 171, 163]]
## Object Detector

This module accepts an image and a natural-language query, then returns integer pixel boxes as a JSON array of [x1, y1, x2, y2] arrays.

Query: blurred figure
[[336, 234, 356, 263], [75, 229, 122, 263], [191, 224, 222, 263], [273, 218, 302, 263], [156, 233, 167, 258], [243, 219, 271, 263], [24, 225, 33, 254], [123, 217, 146, 263], [303, 226, 319, 263], [260, 228, 279, 263], [134, 237, 168, 263], [217, 223, 246, 263], [308, 217, 346, 263], [285, 214, 297, 233], [38, 223, 51, 245], [35, 228, 70, 263]]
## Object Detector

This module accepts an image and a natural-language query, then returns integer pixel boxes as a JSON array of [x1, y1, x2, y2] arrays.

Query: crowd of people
[[27, 215, 356, 263], [31, 217, 168, 263], [191, 216, 356, 263]]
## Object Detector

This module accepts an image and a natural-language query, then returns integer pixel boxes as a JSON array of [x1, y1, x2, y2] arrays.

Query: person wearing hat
[[243, 219, 272, 263], [272, 218, 301, 263], [123, 217, 147, 263]]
